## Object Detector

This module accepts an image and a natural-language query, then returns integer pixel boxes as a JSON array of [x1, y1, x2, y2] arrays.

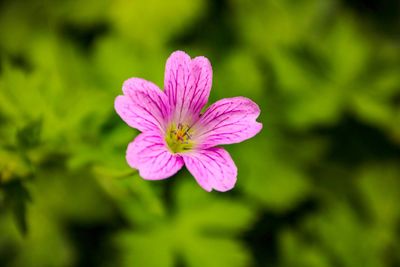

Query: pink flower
[[114, 51, 262, 192]]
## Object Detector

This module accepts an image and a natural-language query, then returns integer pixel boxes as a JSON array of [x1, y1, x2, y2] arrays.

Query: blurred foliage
[[0, 0, 399, 266]]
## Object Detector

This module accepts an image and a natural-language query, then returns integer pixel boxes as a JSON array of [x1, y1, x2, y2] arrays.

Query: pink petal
[[126, 132, 184, 180], [164, 51, 212, 124], [115, 78, 171, 133], [193, 97, 262, 148], [182, 147, 237, 192]]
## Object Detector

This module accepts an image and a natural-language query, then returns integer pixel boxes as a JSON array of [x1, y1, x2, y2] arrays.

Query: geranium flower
[[115, 51, 262, 192]]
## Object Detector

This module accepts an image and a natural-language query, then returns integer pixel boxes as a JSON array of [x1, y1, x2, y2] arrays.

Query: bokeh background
[[1, 0, 400, 266]]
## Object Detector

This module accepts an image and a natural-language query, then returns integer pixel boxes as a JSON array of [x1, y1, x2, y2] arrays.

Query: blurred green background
[[0, 0, 400, 266]]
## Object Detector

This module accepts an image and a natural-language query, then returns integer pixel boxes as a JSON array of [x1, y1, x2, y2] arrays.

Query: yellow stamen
[[165, 123, 194, 153]]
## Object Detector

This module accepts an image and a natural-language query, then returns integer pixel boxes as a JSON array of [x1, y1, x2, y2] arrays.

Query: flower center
[[165, 123, 194, 154]]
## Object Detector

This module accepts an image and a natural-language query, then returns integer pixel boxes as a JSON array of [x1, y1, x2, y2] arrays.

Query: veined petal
[[126, 132, 184, 180], [164, 51, 212, 124], [193, 97, 262, 148], [182, 147, 237, 192], [115, 78, 170, 133]]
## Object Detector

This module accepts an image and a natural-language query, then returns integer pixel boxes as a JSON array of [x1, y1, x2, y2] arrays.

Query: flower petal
[[182, 147, 237, 192], [193, 97, 262, 148], [126, 132, 184, 180], [115, 78, 170, 133], [164, 51, 212, 123]]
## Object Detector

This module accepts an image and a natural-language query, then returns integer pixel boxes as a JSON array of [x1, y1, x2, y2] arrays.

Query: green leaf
[[114, 179, 255, 267], [2, 180, 32, 235], [0, 150, 31, 183], [17, 119, 42, 149], [304, 201, 386, 267], [235, 137, 311, 212], [116, 229, 174, 267], [108, 0, 206, 48], [357, 163, 400, 227], [279, 230, 331, 267], [213, 50, 264, 101]]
